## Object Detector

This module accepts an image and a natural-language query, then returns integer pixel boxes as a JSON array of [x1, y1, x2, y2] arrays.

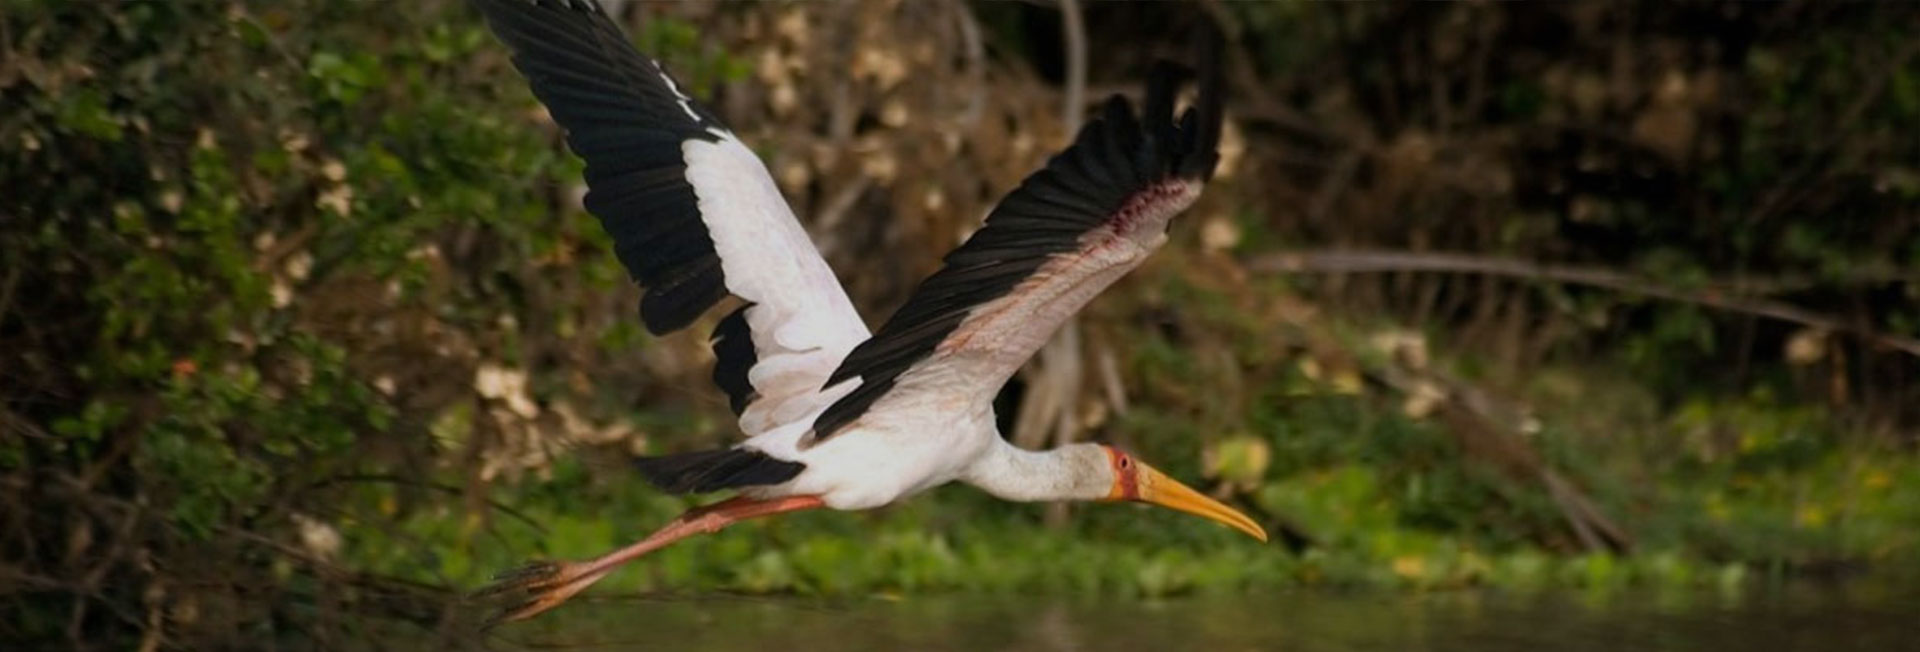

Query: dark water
[[482, 584, 1920, 652]]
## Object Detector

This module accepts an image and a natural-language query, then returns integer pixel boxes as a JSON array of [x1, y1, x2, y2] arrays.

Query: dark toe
[[490, 560, 560, 582], [484, 594, 557, 628], [471, 561, 561, 599]]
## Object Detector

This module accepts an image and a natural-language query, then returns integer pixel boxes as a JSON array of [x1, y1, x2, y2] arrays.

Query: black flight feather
[[476, 0, 808, 473], [810, 39, 1225, 444], [470, 0, 731, 335]]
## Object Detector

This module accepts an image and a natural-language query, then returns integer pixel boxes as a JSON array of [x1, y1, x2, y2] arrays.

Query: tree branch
[[1249, 249, 1920, 358]]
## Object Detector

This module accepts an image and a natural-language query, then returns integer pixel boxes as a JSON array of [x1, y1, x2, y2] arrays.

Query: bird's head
[[1097, 445, 1268, 542]]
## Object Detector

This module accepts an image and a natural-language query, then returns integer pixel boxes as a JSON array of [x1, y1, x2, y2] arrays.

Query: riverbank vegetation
[[4, 0, 1917, 647]]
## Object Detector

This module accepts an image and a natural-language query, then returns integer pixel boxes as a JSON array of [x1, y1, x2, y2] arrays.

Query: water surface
[[481, 584, 1918, 651]]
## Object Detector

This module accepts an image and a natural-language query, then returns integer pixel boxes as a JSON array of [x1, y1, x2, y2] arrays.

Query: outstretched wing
[[809, 55, 1224, 445], [472, 0, 869, 434]]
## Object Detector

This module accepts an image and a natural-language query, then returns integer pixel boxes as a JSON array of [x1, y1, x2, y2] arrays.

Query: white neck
[[960, 438, 1112, 502]]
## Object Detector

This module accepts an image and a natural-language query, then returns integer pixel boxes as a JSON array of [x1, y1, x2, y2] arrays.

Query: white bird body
[[469, 0, 1263, 624], [740, 397, 997, 511], [735, 179, 1202, 511]]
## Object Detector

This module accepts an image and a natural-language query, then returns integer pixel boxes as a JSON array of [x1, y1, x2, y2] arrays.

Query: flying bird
[[469, 0, 1263, 623]]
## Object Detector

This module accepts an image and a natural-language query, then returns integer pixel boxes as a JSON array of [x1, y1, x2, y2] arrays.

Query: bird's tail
[[632, 447, 805, 494]]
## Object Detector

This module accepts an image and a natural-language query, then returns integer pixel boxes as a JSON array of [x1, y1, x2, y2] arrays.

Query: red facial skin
[[1103, 446, 1140, 501]]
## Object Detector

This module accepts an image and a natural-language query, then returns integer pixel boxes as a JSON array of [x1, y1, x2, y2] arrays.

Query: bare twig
[[1747, 37, 1920, 226], [1251, 249, 1920, 358], [826, 4, 859, 147], [230, 8, 305, 76], [252, 222, 319, 275], [1265, 247, 1920, 296], [1058, 0, 1087, 137], [0, 260, 19, 329], [1096, 344, 1129, 416], [811, 172, 873, 258], [308, 474, 547, 535], [1543, 470, 1630, 553], [950, 0, 987, 130], [1367, 358, 1633, 553], [1201, 0, 1344, 144], [1306, 149, 1363, 226], [1011, 371, 1059, 450]]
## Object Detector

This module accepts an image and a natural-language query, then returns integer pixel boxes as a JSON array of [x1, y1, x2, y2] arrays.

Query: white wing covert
[[472, 0, 869, 435]]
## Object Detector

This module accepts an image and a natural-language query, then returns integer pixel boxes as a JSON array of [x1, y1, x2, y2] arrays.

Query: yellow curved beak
[[1135, 463, 1268, 542]]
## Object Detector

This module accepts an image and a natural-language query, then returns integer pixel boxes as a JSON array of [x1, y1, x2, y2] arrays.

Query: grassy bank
[[351, 334, 1920, 601]]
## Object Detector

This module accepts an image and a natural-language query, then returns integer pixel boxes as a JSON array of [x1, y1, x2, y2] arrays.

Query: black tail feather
[[633, 447, 805, 494], [709, 304, 759, 415]]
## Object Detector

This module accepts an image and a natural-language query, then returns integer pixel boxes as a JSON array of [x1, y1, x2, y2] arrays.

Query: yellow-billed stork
[[469, 0, 1264, 623]]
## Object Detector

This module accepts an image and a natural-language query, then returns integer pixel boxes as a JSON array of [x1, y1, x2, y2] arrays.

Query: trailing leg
[[475, 494, 825, 625]]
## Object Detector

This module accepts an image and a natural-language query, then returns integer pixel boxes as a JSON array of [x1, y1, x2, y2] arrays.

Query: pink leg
[[476, 494, 825, 625]]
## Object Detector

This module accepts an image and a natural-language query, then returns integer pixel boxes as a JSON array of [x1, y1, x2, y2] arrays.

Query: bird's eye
[[1117, 456, 1132, 470]]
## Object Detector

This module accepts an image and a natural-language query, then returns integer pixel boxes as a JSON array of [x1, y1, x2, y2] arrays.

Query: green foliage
[[0, 0, 639, 644]]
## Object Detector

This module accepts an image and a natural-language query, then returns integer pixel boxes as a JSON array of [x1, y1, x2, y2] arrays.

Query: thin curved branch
[[308, 473, 547, 535], [1747, 37, 1920, 226], [1249, 249, 1920, 358], [950, 0, 987, 130], [1058, 0, 1087, 135]]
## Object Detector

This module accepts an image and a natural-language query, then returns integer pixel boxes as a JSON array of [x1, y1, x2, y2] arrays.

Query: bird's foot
[[469, 496, 825, 627], [473, 559, 601, 627]]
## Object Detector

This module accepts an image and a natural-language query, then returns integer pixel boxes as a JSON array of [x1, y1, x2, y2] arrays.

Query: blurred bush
[[1221, 2, 1920, 417]]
